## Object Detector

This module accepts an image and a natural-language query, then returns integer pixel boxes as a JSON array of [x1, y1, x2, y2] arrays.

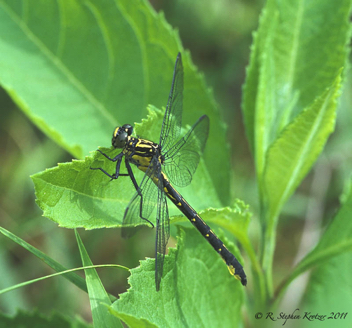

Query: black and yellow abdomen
[[161, 172, 247, 286]]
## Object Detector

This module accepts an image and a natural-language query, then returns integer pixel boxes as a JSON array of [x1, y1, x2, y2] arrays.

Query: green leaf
[[0, 226, 87, 293], [263, 73, 342, 227], [0, 310, 91, 328], [31, 109, 221, 229], [281, 179, 352, 294], [111, 227, 244, 327], [301, 252, 352, 328], [0, 0, 230, 204], [134, 105, 165, 146], [75, 230, 123, 328], [242, 0, 351, 173]]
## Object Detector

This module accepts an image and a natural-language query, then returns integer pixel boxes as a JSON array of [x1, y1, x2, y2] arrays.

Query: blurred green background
[[1, 0, 351, 323]]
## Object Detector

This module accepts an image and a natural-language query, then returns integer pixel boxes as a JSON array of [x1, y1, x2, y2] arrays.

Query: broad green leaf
[[242, 0, 351, 178], [0, 0, 230, 204], [0, 226, 87, 293], [263, 73, 341, 228], [301, 252, 352, 328], [75, 230, 122, 328], [31, 109, 221, 229], [279, 179, 352, 296], [0, 310, 90, 328], [134, 105, 165, 146], [111, 227, 244, 328]]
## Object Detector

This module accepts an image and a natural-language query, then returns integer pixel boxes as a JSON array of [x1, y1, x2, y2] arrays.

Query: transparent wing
[[121, 156, 170, 291], [163, 115, 209, 187], [121, 159, 159, 238], [155, 176, 170, 291], [159, 53, 183, 151]]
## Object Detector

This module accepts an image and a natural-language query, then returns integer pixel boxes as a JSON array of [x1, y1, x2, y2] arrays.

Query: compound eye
[[112, 127, 128, 148], [122, 124, 133, 136]]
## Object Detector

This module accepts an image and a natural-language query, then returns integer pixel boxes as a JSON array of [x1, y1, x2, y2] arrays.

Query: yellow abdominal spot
[[227, 265, 235, 276], [168, 194, 176, 201], [234, 274, 242, 281]]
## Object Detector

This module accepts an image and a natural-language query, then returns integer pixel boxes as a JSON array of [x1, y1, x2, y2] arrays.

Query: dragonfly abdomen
[[161, 173, 247, 286]]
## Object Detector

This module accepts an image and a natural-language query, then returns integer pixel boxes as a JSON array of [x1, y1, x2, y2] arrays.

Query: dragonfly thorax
[[123, 137, 160, 172], [112, 124, 133, 148]]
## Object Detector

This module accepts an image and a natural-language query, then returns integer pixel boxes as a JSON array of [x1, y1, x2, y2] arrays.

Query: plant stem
[[261, 208, 279, 300], [239, 235, 267, 307]]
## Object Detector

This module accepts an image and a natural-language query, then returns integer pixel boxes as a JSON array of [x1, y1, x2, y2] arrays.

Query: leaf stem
[[261, 208, 280, 300], [240, 236, 267, 307]]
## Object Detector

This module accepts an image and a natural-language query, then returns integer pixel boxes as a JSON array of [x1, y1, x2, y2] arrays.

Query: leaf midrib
[[285, 0, 304, 97]]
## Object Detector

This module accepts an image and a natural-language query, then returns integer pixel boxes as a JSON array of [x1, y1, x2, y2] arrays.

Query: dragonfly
[[91, 53, 247, 291]]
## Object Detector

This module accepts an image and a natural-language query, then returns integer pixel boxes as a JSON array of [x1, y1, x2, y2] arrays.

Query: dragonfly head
[[112, 124, 133, 148]]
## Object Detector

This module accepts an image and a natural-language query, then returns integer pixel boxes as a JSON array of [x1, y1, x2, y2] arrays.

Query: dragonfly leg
[[90, 151, 128, 180], [95, 149, 122, 162], [125, 159, 139, 192], [125, 160, 155, 228], [138, 191, 155, 228]]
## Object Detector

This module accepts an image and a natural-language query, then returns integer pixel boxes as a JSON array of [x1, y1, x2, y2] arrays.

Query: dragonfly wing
[[155, 172, 170, 291], [159, 53, 183, 151], [163, 114, 209, 187]]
